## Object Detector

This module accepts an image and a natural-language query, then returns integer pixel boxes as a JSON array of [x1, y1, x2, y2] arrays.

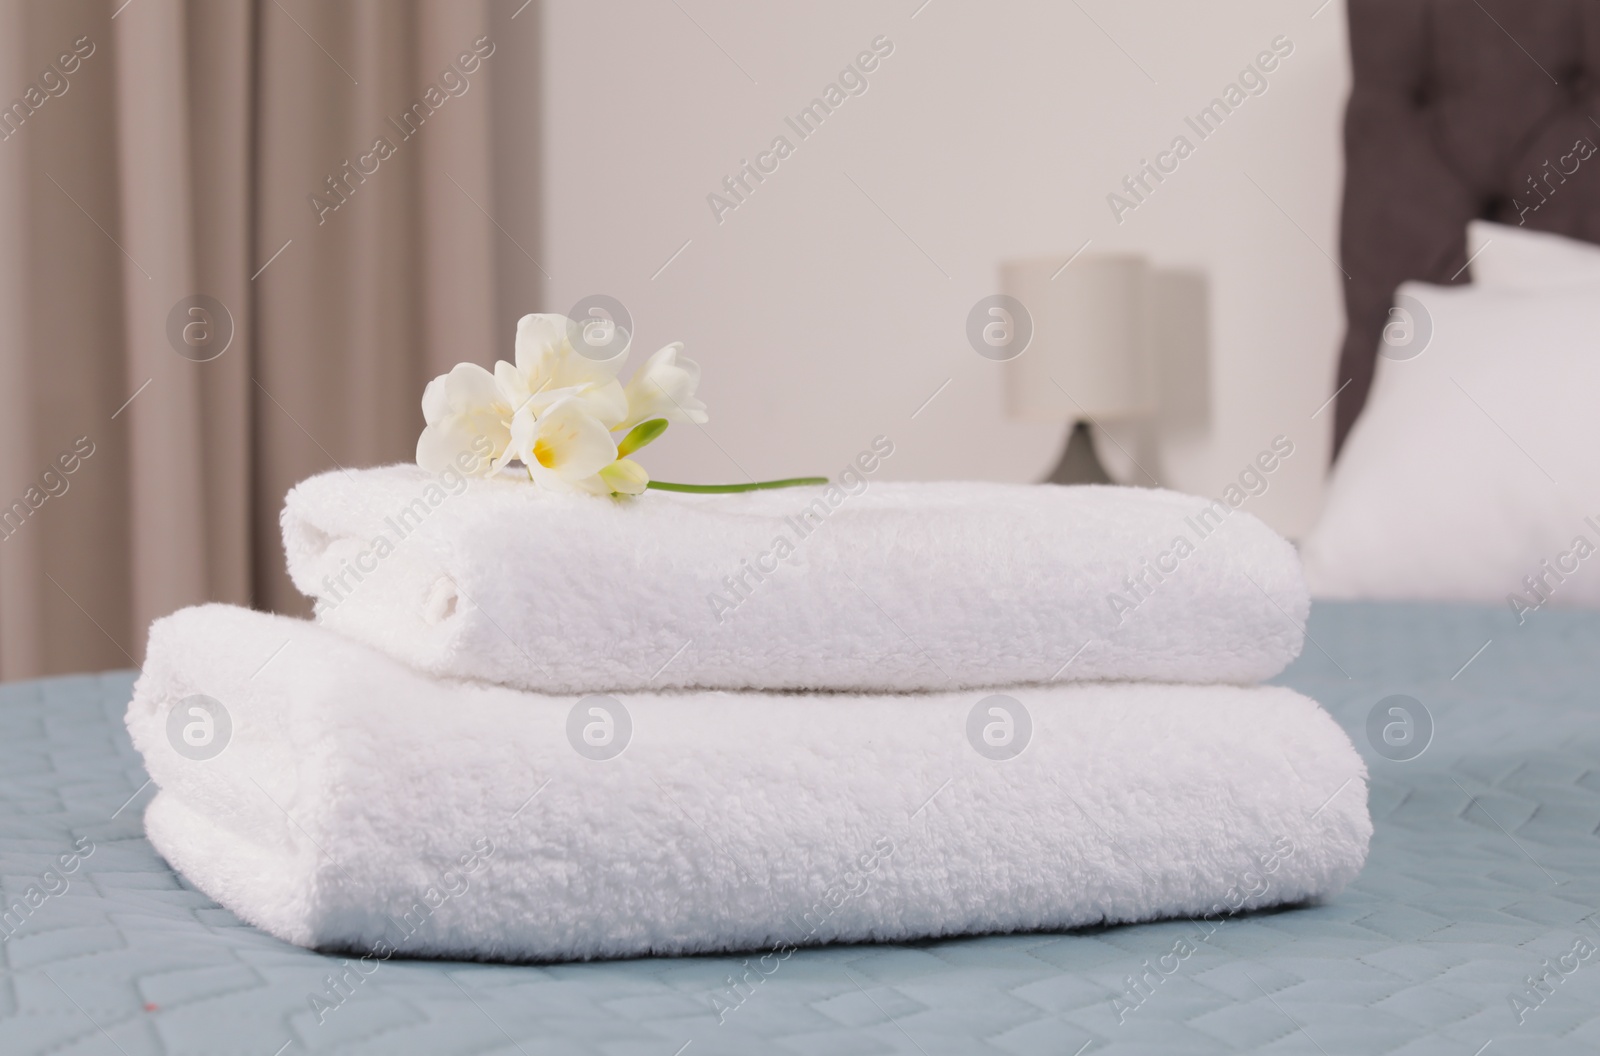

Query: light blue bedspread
[[2, 600, 1597, 1055]]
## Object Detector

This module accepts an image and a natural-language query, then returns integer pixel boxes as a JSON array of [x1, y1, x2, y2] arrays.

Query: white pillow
[[1467, 219, 1600, 287], [1301, 280, 1600, 616]]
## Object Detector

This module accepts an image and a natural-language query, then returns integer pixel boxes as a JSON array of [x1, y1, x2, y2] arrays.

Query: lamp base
[[1042, 421, 1112, 485]]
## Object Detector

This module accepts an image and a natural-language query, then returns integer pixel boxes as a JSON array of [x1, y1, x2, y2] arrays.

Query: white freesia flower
[[621, 343, 708, 431], [496, 313, 629, 428], [416, 363, 512, 475], [508, 396, 618, 493], [415, 314, 782, 497]]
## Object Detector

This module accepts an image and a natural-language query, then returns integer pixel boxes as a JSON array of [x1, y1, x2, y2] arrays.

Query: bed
[[3, 600, 1598, 1055], [1332, 0, 1600, 452], [8, 0, 1600, 1053]]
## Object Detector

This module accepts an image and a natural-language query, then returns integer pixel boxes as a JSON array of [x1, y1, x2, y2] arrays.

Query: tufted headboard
[[1332, 0, 1600, 457]]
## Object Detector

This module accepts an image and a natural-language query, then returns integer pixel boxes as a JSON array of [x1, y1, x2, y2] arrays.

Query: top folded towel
[[282, 466, 1307, 694]]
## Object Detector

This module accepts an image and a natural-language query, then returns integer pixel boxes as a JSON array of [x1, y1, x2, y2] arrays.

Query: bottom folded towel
[[126, 604, 1372, 962]]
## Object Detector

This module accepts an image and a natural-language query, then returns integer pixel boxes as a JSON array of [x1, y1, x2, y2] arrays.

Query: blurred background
[[0, 0, 1348, 677]]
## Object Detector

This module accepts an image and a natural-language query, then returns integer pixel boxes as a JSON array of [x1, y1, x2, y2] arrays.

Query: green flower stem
[[646, 477, 827, 493]]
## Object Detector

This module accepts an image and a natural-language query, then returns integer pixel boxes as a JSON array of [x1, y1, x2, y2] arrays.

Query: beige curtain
[[0, 0, 541, 678]]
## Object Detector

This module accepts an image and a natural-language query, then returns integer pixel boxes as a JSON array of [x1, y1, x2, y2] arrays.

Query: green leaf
[[617, 418, 669, 457]]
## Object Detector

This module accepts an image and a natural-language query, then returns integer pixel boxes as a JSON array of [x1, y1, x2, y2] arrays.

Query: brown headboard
[[1333, 0, 1600, 456]]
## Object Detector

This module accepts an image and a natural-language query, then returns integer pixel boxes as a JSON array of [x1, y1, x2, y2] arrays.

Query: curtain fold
[[0, 0, 530, 679]]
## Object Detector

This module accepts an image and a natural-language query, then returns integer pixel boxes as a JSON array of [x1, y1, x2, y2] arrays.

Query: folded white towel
[[127, 604, 1369, 963], [281, 466, 1308, 693]]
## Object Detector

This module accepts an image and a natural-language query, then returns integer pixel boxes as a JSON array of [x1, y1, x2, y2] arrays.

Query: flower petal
[[441, 362, 503, 413], [420, 374, 451, 424], [417, 363, 510, 474], [573, 378, 628, 429], [563, 310, 632, 376], [417, 417, 503, 476], [514, 314, 569, 376], [622, 343, 708, 430], [517, 398, 618, 491]]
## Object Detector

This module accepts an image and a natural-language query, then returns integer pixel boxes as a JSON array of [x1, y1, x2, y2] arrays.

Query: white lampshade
[[1001, 254, 1152, 422]]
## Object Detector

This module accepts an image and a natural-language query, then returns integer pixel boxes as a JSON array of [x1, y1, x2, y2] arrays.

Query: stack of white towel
[[127, 468, 1371, 961]]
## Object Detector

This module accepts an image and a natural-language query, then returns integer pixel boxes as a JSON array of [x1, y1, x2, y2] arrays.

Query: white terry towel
[[281, 466, 1309, 693], [127, 604, 1370, 963]]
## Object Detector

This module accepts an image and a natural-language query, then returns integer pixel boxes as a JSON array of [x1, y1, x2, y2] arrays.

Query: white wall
[[540, 0, 1350, 537]]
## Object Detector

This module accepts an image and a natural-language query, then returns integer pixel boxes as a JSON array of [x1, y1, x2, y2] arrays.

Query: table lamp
[[1000, 254, 1152, 485]]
